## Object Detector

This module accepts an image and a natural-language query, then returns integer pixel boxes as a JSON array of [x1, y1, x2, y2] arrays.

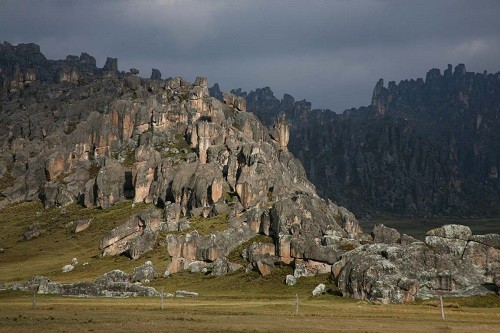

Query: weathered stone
[[285, 274, 296, 286], [426, 224, 472, 241], [256, 259, 274, 276], [210, 257, 242, 276], [127, 228, 158, 259], [62, 264, 74, 273], [175, 290, 198, 298], [99, 207, 163, 258], [400, 234, 420, 246], [103, 57, 118, 72], [294, 259, 331, 278], [187, 261, 207, 274], [372, 224, 400, 244], [74, 218, 92, 233], [166, 257, 188, 275], [95, 159, 126, 209], [311, 283, 325, 296], [130, 261, 157, 282], [469, 234, 500, 249], [462, 240, 500, 282], [336, 237, 492, 303], [424, 236, 467, 257], [23, 270, 159, 297], [23, 226, 44, 240]]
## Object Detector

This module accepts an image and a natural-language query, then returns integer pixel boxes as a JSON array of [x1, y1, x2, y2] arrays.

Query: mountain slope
[[218, 65, 500, 217]]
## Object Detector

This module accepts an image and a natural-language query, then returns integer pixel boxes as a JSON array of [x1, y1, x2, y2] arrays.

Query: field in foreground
[[0, 291, 499, 333], [1, 201, 500, 332]]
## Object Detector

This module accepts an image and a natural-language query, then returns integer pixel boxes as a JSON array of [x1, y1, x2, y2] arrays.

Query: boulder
[[187, 261, 207, 274], [95, 270, 130, 286], [469, 234, 500, 249], [210, 257, 242, 276], [62, 264, 74, 273], [23, 226, 44, 240], [175, 290, 198, 298], [371, 224, 401, 244], [311, 284, 325, 296], [294, 259, 331, 278], [74, 219, 92, 233], [99, 207, 163, 258], [426, 224, 472, 240], [336, 240, 490, 303], [424, 236, 467, 257], [130, 261, 157, 282], [285, 274, 296, 286], [256, 258, 274, 276], [127, 228, 158, 259]]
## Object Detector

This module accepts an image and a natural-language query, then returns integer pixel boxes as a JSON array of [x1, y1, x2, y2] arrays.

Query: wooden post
[[295, 293, 299, 316], [161, 288, 164, 310], [439, 295, 445, 320], [32, 290, 36, 308]]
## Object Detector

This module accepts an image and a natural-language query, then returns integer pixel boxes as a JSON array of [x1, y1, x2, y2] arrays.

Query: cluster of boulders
[[7, 261, 202, 299], [334, 224, 499, 303], [10, 262, 159, 297]]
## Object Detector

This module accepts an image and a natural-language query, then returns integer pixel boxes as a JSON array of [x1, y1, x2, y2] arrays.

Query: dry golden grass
[[0, 291, 499, 333], [0, 200, 162, 283]]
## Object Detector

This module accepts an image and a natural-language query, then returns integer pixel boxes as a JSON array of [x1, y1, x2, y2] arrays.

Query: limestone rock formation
[[225, 65, 500, 217], [13, 270, 159, 297], [335, 224, 499, 303], [2, 43, 496, 303]]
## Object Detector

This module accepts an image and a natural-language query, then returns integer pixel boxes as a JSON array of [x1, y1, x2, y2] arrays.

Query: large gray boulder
[[371, 224, 401, 244], [99, 207, 163, 258], [130, 261, 157, 282], [335, 226, 499, 303]]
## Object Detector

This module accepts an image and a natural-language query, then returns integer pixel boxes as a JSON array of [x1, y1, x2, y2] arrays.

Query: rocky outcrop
[[99, 207, 163, 259], [0, 42, 365, 274], [13, 270, 159, 297], [226, 65, 500, 217], [335, 224, 499, 303]]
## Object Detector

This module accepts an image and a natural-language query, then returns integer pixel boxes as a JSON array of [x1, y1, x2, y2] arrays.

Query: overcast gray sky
[[2, 0, 500, 111]]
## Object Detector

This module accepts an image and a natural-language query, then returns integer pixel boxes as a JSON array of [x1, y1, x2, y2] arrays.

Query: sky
[[2, 0, 500, 111]]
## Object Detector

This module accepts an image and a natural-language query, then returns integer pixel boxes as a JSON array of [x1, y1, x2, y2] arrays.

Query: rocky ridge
[[219, 65, 500, 217], [0, 42, 365, 283]]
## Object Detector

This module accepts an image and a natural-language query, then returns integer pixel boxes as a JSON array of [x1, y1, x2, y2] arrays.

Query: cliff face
[[222, 65, 500, 217]]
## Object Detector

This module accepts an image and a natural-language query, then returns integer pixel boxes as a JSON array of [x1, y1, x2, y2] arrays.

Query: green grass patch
[[183, 213, 229, 236]]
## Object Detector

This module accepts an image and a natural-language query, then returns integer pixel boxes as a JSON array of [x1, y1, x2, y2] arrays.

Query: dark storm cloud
[[2, 0, 500, 110]]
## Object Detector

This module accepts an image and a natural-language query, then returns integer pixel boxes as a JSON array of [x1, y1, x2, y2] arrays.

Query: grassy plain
[[1, 201, 499, 332], [0, 291, 499, 333]]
